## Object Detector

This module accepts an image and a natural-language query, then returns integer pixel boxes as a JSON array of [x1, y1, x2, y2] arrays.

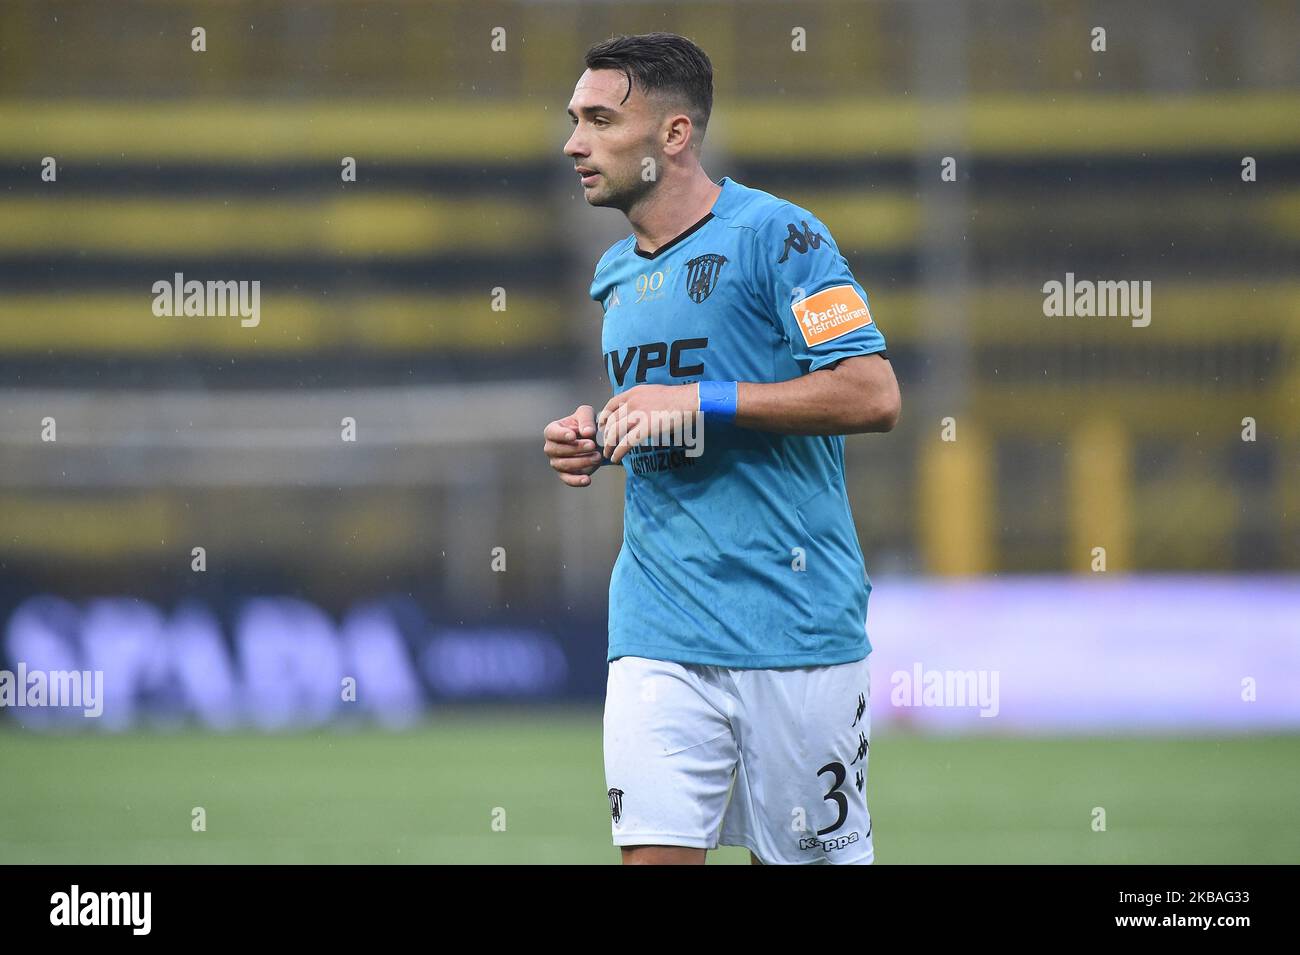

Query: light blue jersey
[[588, 176, 888, 668]]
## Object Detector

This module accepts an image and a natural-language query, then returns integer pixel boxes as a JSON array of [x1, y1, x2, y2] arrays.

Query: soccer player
[[545, 33, 901, 865]]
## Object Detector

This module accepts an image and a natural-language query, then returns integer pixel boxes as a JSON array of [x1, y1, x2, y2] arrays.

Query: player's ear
[[662, 111, 693, 155]]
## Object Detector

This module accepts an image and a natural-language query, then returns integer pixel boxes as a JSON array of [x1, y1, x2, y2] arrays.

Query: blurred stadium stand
[[0, 0, 1296, 627]]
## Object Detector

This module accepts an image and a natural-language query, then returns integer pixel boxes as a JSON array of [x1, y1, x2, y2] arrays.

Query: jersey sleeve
[[748, 205, 887, 372]]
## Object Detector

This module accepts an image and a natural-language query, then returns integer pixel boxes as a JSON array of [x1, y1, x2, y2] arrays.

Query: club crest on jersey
[[684, 253, 728, 304]]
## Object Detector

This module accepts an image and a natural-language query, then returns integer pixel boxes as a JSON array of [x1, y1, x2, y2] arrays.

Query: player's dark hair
[[584, 32, 713, 145]]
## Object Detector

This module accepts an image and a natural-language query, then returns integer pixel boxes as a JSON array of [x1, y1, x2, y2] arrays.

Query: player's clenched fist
[[598, 383, 700, 465], [543, 404, 604, 487]]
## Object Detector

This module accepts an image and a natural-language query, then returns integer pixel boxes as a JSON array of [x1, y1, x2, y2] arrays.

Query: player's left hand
[[598, 383, 700, 465]]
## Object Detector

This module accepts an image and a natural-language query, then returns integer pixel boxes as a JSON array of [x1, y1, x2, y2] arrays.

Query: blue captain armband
[[697, 380, 738, 424]]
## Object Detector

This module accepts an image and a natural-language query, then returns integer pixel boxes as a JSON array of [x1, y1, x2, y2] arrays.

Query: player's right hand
[[543, 405, 603, 487]]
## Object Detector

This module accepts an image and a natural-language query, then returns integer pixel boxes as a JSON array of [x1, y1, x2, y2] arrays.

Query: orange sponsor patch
[[790, 284, 873, 347]]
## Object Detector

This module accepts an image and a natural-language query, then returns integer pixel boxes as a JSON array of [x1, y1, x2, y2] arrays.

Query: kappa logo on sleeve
[[790, 284, 873, 346]]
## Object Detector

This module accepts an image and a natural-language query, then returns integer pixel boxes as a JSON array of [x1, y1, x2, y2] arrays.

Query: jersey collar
[[632, 177, 733, 260]]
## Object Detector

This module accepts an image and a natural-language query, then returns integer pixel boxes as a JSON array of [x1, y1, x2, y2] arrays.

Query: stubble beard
[[588, 164, 658, 214]]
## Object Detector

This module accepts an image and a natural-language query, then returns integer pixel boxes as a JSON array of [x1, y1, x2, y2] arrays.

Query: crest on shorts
[[684, 253, 728, 304], [607, 787, 625, 823]]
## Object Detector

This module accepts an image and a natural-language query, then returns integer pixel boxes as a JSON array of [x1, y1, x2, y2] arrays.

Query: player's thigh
[[736, 656, 873, 864], [620, 845, 707, 865], [603, 656, 736, 848]]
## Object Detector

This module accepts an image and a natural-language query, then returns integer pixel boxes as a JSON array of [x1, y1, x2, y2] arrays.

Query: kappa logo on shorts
[[799, 830, 861, 853], [790, 285, 874, 348], [607, 787, 625, 823], [852, 691, 866, 727], [850, 731, 869, 765]]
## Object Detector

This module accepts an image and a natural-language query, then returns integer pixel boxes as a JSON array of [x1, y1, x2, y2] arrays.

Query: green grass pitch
[[2, 710, 1296, 864]]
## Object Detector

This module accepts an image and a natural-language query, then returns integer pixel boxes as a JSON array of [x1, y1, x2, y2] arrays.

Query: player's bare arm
[[733, 353, 900, 435]]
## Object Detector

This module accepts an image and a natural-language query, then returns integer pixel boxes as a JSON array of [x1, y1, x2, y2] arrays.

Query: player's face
[[563, 68, 662, 211]]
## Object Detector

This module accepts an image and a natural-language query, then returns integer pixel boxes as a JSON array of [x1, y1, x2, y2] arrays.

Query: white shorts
[[603, 653, 873, 864]]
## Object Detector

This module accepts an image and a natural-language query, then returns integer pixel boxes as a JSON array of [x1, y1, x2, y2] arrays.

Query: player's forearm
[[732, 357, 900, 436]]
